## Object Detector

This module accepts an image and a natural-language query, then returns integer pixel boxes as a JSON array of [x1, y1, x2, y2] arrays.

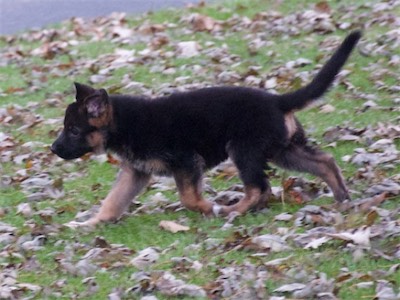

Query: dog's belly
[[132, 159, 171, 176]]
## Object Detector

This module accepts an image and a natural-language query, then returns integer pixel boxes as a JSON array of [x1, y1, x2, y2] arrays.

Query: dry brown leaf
[[359, 193, 387, 212], [188, 13, 217, 32], [315, 1, 331, 13]]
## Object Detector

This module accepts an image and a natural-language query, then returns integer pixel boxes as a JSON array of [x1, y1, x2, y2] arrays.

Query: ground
[[0, 0, 399, 299]]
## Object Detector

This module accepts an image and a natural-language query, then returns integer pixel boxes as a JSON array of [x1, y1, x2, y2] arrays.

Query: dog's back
[[108, 86, 285, 167]]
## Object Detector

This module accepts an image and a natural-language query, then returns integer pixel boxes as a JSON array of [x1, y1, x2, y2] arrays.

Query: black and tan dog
[[51, 31, 361, 227]]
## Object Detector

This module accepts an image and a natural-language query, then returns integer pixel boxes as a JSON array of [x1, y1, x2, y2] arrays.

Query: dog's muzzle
[[50, 138, 78, 160]]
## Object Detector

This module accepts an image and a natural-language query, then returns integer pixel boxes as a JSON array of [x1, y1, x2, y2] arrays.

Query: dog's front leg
[[65, 165, 150, 228], [173, 170, 214, 216]]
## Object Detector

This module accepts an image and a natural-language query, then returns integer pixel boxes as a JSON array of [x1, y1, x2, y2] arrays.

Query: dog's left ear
[[74, 82, 96, 103], [85, 89, 109, 119]]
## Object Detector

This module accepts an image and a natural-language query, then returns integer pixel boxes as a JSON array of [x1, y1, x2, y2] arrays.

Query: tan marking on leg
[[272, 147, 350, 202], [305, 152, 349, 201], [92, 165, 150, 223], [253, 186, 271, 210], [133, 159, 168, 175], [178, 185, 213, 214], [87, 131, 106, 154], [284, 113, 297, 139], [317, 153, 349, 201], [220, 186, 262, 215], [174, 172, 213, 215]]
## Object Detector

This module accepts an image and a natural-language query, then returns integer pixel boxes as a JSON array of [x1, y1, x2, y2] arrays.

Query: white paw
[[212, 204, 222, 217]]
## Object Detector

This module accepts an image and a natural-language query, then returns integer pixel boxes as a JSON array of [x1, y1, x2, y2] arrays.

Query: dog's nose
[[50, 143, 60, 154]]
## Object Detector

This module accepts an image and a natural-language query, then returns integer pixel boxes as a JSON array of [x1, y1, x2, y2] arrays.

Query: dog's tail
[[276, 30, 362, 112]]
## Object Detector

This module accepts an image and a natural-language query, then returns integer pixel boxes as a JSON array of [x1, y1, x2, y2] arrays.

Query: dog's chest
[[132, 159, 170, 175]]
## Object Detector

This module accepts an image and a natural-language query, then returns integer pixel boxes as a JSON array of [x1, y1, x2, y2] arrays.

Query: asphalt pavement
[[0, 0, 198, 35]]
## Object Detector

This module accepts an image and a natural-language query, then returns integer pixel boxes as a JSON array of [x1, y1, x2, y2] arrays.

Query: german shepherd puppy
[[51, 31, 361, 227]]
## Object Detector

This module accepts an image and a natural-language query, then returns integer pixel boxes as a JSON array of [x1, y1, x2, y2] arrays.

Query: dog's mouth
[[50, 143, 91, 160]]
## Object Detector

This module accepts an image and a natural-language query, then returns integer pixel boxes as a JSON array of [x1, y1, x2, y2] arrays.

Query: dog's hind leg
[[65, 165, 150, 228], [217, 145, 270, 216], [271, 145, 350, 202]]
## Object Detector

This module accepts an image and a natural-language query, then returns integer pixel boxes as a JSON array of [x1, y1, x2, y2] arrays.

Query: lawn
[[0, 0, 399, 299]]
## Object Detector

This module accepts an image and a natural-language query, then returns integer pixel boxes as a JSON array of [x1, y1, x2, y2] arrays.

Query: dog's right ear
[[74, 82, 96, 103]]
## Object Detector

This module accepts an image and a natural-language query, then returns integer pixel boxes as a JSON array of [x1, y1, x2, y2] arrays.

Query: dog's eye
[[69, 126, 80, 137]]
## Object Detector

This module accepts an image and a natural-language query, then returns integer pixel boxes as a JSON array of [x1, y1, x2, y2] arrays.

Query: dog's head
[[51, 83, 113, 160]]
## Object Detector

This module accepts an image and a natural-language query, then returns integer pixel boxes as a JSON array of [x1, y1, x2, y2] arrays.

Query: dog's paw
[[212, 203, 223, 217], [64, 218, 99, 230]]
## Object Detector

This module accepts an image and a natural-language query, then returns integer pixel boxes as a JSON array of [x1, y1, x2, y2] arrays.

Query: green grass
[[0, 0, 399, 299]]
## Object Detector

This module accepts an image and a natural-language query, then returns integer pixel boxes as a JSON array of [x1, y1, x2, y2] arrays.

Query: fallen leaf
[[130, 248, 160, 269], [187, 13, 218, 32], [274, 212, 293, 222], [304, 236, 331, 250], [155, 271, 207, 297], [327, 226, 371, 247], [159, 220, 190, 233], [274, 282, 306, 293], [176, 41, 200, 58], [251, 234, 292, 252], [315, 1, 331, 13], [319, 104, 336, 113]]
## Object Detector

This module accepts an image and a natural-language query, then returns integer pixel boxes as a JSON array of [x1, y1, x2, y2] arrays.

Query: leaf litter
[[0, 0, 399, 299]]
